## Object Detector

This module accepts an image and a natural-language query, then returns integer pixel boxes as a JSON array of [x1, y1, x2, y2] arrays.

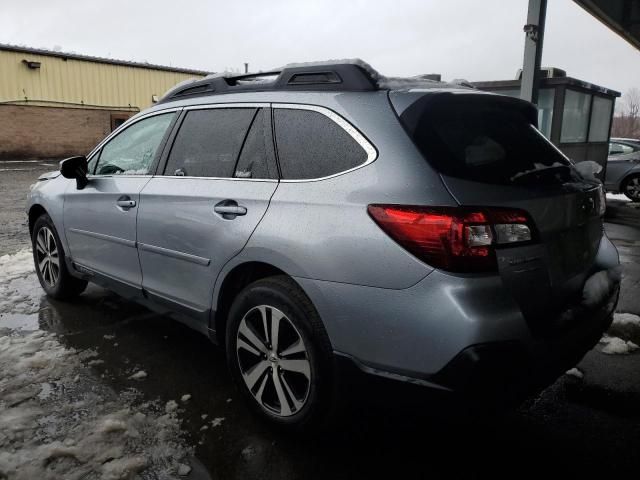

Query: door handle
[[116, 198, 136, 209], [214, 200, 247, 218]]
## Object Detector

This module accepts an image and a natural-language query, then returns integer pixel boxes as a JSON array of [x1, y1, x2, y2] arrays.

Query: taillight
[[367, 205, 534, 273]]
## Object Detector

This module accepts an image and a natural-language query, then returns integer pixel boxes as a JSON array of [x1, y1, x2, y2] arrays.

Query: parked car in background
[[26, 61, 620, 431], [606, 138, 640, 201]]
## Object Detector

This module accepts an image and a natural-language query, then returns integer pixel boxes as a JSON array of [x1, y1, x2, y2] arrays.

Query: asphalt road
[[1, 160, 639, 479]]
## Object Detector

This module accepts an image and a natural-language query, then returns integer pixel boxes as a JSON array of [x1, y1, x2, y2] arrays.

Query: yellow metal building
[[0, 44, 208, 159]]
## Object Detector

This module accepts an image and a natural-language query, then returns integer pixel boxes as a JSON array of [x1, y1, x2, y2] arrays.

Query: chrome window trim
[[152, 176, 279, 183], [273, 103, 378, 183], [183, 102, 269, 111], [86, 174, 155, 179], [87, 102, 378, 183]]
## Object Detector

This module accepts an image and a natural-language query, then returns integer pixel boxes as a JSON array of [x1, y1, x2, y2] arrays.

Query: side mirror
[[60, 156, 89, 190]]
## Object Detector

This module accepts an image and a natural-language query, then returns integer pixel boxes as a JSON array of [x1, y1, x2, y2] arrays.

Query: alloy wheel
[[625, 176, 640, 201], [236, 305, 311, 417], [35, 226, 60, 287]]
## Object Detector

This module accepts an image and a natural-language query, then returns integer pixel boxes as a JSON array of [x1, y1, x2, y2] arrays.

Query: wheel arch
[[622, 171, 640, 200], [28, 204, 49, 235], [213, 261, 311, 347]]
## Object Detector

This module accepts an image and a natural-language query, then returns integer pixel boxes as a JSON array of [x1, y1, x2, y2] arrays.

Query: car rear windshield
[[400, 95, 574, 186]]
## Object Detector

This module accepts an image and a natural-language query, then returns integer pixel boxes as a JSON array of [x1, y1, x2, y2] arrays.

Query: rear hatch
[[391, 91, 606, 329]]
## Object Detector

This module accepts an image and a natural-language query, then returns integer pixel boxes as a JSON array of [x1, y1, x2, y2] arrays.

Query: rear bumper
[[336, 284, 618, 402], [432, 284, 618, 397]]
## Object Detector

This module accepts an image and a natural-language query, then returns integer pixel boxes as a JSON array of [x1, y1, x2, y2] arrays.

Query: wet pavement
[[1, 160, 640, 479]]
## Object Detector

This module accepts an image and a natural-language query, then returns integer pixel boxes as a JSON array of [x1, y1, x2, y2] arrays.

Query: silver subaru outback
[[27, 60, 620, 430]]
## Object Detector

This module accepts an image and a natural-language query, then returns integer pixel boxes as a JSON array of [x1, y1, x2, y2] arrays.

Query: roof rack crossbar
[[159, 62, 378, 103]]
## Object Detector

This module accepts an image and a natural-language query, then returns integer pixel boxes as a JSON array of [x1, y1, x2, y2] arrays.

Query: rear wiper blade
[[510, 164, 571, 183]]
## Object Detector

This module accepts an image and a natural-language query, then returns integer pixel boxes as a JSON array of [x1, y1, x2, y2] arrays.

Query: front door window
[[93, 113, 175, 175]]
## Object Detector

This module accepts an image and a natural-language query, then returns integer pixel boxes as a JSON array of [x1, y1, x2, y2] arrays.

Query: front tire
[[225, 276, 334, 431], [622, 174, 640, 202], [32, 214, 87, 300]]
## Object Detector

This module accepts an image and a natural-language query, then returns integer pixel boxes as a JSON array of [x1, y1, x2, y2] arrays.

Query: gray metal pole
[[520, 0, 547, 104]]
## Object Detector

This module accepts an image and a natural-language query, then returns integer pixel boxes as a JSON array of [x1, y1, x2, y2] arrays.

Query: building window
[[588, 96, 613, 142], [537, 89, 554, 139], [561, 90, 592, 143], [111, 113, 131, 131], [495, 88, 554, 139]]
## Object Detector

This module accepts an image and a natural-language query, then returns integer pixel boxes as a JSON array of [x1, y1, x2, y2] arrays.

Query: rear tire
[[622, 174, 640, 202], [32, 214, 87, 300], [225, 275, 335, 432]]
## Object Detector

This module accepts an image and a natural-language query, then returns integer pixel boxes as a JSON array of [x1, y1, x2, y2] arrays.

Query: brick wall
[[0, 104, 135, 159]]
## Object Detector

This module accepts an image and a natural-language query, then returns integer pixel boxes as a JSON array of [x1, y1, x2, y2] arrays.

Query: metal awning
[[574, 0, 640, 51]]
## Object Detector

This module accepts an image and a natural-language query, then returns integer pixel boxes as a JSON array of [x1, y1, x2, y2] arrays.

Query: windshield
[[401, 96, 576, 186]]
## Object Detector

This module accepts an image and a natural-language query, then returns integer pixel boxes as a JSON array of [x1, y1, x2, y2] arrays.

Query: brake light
[[367, 205, 534, 272]]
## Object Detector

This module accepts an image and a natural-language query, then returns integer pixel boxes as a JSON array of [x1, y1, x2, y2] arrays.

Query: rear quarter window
[[274, 108, 368, 180]]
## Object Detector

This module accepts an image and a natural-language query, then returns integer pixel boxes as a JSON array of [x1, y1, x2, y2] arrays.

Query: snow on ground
[[0, 331, 192, 479], [599, 335, 640, 355], [0, 249, 42, 315], [612, 312, 640, 327], [606, 193, 630, 202], [606, 193, 640, 208], [565, 368, 584, 379], [128, 370, 148, 380], [0, 249, 193, 479], [210, 417, 224, 428]]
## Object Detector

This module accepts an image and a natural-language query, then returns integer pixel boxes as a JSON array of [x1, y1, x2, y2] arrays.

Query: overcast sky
[[2, 0, 639, 98]]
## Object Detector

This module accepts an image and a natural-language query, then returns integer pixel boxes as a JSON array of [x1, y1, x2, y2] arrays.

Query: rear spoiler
[[389, 90, 539, 137]]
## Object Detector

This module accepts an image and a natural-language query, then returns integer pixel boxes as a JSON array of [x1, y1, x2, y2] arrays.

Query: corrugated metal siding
[[0, 50, 204, 109]]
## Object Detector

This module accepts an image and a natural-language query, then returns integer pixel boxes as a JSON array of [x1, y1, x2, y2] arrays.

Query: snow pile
[[0, 249, 42, 315], [565, 368, 584, 379], [128, 370, 147, 380], [612, 312, 640, 327], [599, 335, 639, 355], [606, 193, 630, 202], [0, 330, 192, 479], [574, 160, 603, 181], [210, 417, 224, 428], [582, 267, 622, 308]]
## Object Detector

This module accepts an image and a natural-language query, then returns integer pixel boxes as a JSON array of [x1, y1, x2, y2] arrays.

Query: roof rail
[[159, 62, 379, 103]]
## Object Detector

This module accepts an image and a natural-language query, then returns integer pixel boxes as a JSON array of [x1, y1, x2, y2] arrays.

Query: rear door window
[[400, 96, 574, 186], [274, 108, 368, 180], [165, 108, 256, 178]]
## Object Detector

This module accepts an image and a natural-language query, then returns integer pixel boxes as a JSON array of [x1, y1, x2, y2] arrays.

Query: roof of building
[[472, 76, 621, 97], [574, 0, 640, 52], [0, 43, 211, 76]]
